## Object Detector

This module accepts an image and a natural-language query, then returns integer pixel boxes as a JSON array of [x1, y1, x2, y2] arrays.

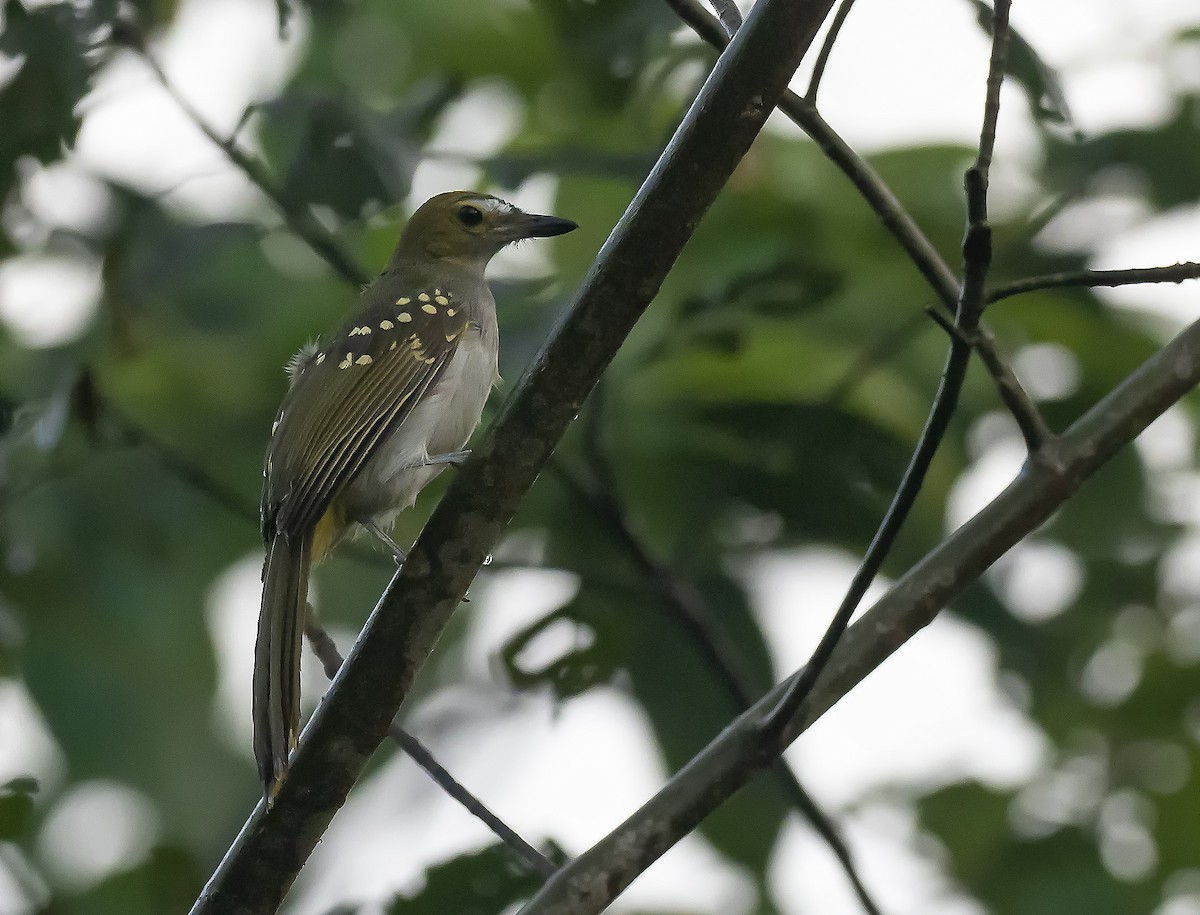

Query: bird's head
[[391, 191, 577, 271]]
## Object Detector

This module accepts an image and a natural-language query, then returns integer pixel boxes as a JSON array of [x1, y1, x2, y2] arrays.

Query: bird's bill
[[508, 212, 579, 240]]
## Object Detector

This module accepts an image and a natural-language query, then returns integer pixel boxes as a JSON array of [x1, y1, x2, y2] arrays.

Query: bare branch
[[805, 0, 860, 102], [301, 617, 558, 879], [518, 313, 1200, 915], [988, 261, 1200, 305], [970, 0, 1010, 190], [189, 1, 839, 910]]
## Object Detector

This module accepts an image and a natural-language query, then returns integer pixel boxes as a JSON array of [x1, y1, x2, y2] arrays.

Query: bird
[[253, 190, 577, 800]]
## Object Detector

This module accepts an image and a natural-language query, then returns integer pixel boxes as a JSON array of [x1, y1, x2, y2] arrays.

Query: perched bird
[[254, 191, 577, 800]]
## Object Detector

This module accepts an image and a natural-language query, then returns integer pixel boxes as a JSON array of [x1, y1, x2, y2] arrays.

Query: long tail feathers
[[253, 533, 311, 803]]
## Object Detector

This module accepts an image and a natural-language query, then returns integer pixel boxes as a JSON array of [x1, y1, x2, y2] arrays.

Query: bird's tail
[[253, 533, 311, 802]]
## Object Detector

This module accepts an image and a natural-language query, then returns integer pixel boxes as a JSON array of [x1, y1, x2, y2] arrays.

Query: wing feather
[[264, 291, 469, 539]]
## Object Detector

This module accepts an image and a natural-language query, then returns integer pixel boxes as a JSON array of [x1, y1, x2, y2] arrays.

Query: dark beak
[[512, 213, 579, 239]]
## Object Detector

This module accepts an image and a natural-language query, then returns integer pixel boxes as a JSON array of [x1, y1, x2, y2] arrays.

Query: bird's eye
[[457, 205, 483, 227]]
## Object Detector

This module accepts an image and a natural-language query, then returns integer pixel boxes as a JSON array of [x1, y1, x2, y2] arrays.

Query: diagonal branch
[[188, 1, 839, 911], [516, 312, 1200, 914]]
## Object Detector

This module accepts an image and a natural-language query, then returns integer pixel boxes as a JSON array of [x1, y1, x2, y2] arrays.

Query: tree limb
[[188, 0, 839, 911]]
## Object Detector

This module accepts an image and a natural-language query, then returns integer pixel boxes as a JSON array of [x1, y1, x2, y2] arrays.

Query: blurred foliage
[[0, 0, 1199, 913], [380, 843, 542, 915], [0, 777, 37, 840]]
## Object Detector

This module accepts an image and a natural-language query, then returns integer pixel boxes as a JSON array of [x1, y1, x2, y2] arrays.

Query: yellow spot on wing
[[434, 295, 449, 306], [390, 341, 397, 351], [356, 354, 373, 365], [446, 308, 456, 317], [418, 292, 431, 302], [396, 297, 411, 305], [445, 329, 460, 342], [424, 357, 435, 364], [338, 354, 353, 369], [379, 319, 394, 330], [409, 337, 422, 350], [349, 326, 370, 336], [397, 312, 412, 323], [421, 303, 437, 315]]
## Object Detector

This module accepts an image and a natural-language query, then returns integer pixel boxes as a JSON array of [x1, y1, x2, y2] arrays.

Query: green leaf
[[0, 0, 94, 202], [967, 0, 1074, 127], [1045, 94, 1200, 208], [532, 0, 680, 106], [383, 844, 543, 915], [256, 79, 463, 220]]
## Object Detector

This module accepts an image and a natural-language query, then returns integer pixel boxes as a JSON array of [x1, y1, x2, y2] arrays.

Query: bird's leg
[[361, 517, 474, 602], [361, 519, 407, 565], [422, 450, 470, 467]]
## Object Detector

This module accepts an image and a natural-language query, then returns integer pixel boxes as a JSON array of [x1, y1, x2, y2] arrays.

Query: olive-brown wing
[[264, 298, 469, 538]]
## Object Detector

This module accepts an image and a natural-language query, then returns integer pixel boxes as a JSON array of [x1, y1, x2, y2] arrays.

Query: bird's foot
[[362, 519, 408, 565]]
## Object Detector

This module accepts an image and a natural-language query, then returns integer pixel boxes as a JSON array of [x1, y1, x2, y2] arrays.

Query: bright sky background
[[2, 0, 1199, 912]]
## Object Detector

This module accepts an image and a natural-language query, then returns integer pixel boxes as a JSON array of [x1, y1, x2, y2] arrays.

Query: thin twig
[[756, 0, 1018, 742], [302, 616, 558, 878], [988, 262, 1200, 305], [805, 0, 860, 103], [116, 30, 371, 288]]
